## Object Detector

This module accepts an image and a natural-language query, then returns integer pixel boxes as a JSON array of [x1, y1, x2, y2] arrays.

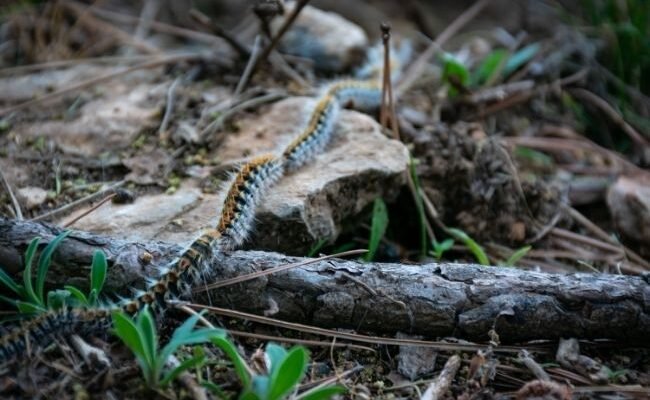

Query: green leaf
[[136, 308, 158, 371], [112, 311, 151, 376], [36, 230, 71, 305], [265, 343, 287, 375], [307, 238, 328, 258], [22, 237, 41, 306], [0, 266, 21, 295], [471, 49, 508, 87], [0, 294, 19, 308], [16, 300, 46, 314], [202, 381, 227, 398], [211, 336, 251, 389], [90, 250, 107, 298], [441, 53, 470, 96], [504, 245, 531, 267], [431, 238, 454, 260], [409, 158, 428, 257], [239, 390, 262, 400], [47, 289, 70, 310], [365, 198, 389, 261], [160, 354, 205, 387], [503, 43, 540, 76], [251, 376, 270, 400], [296, 385, 347, 400], [64, 285, 89, 305], [268, 346, 308, 400], [446, 228, 490, 265]]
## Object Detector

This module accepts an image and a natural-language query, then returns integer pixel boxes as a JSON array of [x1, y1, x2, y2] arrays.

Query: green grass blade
[[446, 228, 490, 265], [16, 300, 46, 314], [307, 238, 328, 257], [22, 237, 41, 306], [160, 354, 205, 387], [265, 343, 287, 375], [504, 245, 532, 267], [296, 385, 347, 400], [365, 198, 388, 261], [136, 308, 158, 371], [64, 285, 88, 305], [0, 266, 21, 295], [36, 230, 71, 305], [409, 158, 428, 257], [90, 250, 107, 297], [503, 43, 540, 76], [211, 336, 251, 388], [269, 346, 308, 400], [112, 311, 151, 379]]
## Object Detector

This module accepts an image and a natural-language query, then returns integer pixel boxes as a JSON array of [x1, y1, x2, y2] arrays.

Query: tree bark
[[0, 217, 648, 343]]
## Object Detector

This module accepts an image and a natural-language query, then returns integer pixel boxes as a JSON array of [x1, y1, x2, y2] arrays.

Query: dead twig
[[234, 35, 263, 96], [198, 91, 286, 143], [0, 167, 23, 220], [189, 8, 251, 58], [186, 303, 540, 354], [421, 355, 461, 400], [568, 88, 650, 148], [254, 0, 310, 72], [194, 249, 366, 292], [380, 22, 400, 140], [158, 77, 181, 137], [32, 180, 125, 222], [61, 193, 117, 228]]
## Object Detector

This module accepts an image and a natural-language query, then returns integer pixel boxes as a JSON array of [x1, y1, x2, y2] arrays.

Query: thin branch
[[33, 180, 125, 222], [254, 0, 310, 70], [0, 167, 23, 220]]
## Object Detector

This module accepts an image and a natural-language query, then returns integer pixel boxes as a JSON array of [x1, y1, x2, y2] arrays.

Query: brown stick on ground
[[0, 217, 648, 344]]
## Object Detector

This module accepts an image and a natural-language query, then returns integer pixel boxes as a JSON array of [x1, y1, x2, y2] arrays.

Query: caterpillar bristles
[[216, 154, 284, 250], [283, 94, 340, 170]]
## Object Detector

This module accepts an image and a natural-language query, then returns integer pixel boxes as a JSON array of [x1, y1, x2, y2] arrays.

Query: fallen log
[[0, 217, 648, 343]]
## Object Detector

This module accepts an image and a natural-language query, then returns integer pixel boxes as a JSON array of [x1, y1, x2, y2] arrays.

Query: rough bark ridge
[[0, 218, 648, 343]]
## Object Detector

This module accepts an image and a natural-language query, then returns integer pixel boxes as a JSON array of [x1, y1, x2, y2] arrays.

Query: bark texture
[[1, 217, 648, 343]]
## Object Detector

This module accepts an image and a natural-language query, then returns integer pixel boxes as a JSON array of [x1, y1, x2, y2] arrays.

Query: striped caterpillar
[[0, 41, 407, 364]]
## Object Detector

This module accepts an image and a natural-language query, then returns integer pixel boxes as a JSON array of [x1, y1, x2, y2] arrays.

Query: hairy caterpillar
[[0, 39, 409, 364], [282, 93, 340, 170]]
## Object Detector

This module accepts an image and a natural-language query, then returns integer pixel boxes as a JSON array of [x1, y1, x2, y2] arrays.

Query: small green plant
[[503, 245, 532, 267], [445, 228, 490, 266], [0, 231, 108, 313], [429, 238, 455, 261], [306, 238, 328, 258], [112, 308, 223, 389], [365, 198, 388, 261], [409, 157, 428, 257], [211, 341, 345, 400], [441, 53, 470, 96]]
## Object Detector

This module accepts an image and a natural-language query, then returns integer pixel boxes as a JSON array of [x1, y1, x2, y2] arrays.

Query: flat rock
[[606, 174, 650, 246], [65, 97, 409, 255], [272, 1, 368, 72], [9, 81, 160, 157], [65, 187, 204, 243]]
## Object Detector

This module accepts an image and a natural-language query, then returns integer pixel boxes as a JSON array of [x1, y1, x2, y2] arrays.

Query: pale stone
[[10, 82, 160, 157], [271, 2, 368, 72], [606, 175, 650, 245], [16, 187, 48, 210]]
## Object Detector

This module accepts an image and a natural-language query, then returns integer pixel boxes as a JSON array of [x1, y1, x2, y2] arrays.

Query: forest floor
[[0, 0, 649, 399]]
